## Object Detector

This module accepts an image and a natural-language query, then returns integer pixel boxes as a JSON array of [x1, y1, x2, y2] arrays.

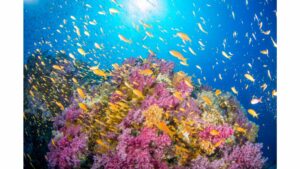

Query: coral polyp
[[44, 55, 266, 169]]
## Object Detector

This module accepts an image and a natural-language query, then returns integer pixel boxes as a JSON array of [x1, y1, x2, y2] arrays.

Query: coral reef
[[42, 55, 266, 169]]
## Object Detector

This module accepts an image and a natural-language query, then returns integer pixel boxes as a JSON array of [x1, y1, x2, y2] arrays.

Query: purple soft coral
[[97, 127, 171, 169], [47, 125, 88, 169], [189, 156, 225, 169], [199, 124, 234, 145], [224, 142, 267, 169]]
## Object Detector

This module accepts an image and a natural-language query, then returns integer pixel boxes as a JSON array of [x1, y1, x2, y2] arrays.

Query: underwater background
[[24, 0, 276, 168]]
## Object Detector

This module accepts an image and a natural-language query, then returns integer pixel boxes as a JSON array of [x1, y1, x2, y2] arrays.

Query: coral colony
[[26, 54, 266, 169]]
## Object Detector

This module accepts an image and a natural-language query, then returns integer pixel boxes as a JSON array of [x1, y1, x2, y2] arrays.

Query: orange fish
[[51, 139, 56, 147], [210, 129, 220, 136], [173, 91, 183, 101], [132, 89, 144, 99], [93, 69, 107, 78], [169, 50, 187, 62], [72, 77, 78, 84], [139, 69, 153, 76], [78, 103, 88, 112], [109, 8, 120, 15], [52, 65, 64, 71], [96, 139, 109, 149], [55, 101, 64, 111], [248, 109, 259, 118], [215, 89, 222, 96], [214, 139, 224, 147], [184, 80, 193, 88], [176, 32, 191, 43], [156, 122, 174, 137], [77, 88, 86, 99], [235, 126, 247, 134], [202, 96, 212, 106], [118, 34, 132, 44]]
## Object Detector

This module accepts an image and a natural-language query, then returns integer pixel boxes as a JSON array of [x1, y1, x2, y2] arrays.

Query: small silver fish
[[251, 97, 262, 104]]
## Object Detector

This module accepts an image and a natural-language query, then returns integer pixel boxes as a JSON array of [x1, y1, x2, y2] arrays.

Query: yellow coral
[[142, 105, 164, 127], [172, 71, 192, 86], [201, 109, 224, 125], [199, 140, 216, 155]]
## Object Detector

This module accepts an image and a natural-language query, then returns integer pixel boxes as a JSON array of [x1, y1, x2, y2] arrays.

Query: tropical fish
[[260, 49, 269, 55], [77, 88, 86, 99], [271, 37, 277, 48], [74, 26, 81, 37], [188, 47, 196, 55], [176, 32, 191, 42], [156, 122, 174, 136], [214, 139, 225, 147], [169, 50, 187, 62], [94, 43, 103, 49], [231, 87, 238, 95], [139, 69, 153, 76], [272, 89, 277, 97], [90, 63, 100, 71], [52, 65, 64, 71], [78, 103, 88, 112], [84, 31, 90, 36], [261, 30, 271, 35], [72, 77, 78, 84], [98, 11, 106, 15], [215, 89, 222, 96], [267, 70, 272, 80], [222, 51, 232, 59], [124, 81, 132, 89], [184, 80, 193, 88], [70, 15, 76, 20], [51, 139, 56, 147], [219, 74, 223, 80], [89, 20, 97, 25], [148, 49, 155, 55], [118, 34, 132, 44], [115, 90, 124, 96], [54, 101, 64, 111], [180, 61, 189, 66], [146, 31, 154, 38], [69, 53, 76, 60], [210, 129, 220, 136], [235, 126, 247, 134], [93, 69, 107, 78], [248, 109, 259, 118], [173, 91, 183, 101], [109, 8, 120, 15], [251, 97, 262, 104], [202, 96, 212, 106], [78, 48, 87, 56], [197, 22, 208, 34], [132, 89, 144, 99], [96, 139, 109, 149], [139, 20, 152, 29], [261, 83, 268, 91], [29, 90, 34, 97], [196, 65, 202, 71], [244, 74, 255, 82], [112, 63, 120, 70]]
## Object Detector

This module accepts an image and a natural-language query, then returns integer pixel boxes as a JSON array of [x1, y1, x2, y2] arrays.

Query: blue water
[[24, 0, 276, 166]]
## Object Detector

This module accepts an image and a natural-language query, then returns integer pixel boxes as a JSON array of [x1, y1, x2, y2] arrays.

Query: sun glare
[[126, 0, 164, 20]]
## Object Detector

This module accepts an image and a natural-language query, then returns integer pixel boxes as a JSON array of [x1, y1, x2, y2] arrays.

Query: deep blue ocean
[[24, 0, 276, 167]]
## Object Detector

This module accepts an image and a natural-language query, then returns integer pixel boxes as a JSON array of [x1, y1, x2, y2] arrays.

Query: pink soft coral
[[97, 127, 171, 169], [47, 125, 88, 169], [199, 124, 234, 146], [224, 142, 267, 169]]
